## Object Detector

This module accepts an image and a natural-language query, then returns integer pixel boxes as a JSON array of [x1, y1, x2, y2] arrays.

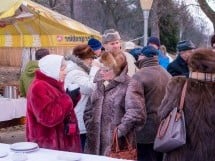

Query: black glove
[[66, 87, 81, 107]]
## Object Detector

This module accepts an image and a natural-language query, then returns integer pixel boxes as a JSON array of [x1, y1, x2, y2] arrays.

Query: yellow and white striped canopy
[[0, 0, 101, 47]]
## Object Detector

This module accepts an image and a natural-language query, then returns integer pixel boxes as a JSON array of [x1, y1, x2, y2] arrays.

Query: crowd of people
[[19, 31, 215, 161]]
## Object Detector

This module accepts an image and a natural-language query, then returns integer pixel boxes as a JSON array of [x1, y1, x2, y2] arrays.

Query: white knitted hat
[[39, 54, 64, 81]]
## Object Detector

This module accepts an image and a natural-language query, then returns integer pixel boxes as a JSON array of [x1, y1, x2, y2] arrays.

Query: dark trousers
[[80, 134, 86, 152], [137, 143, 163, 161]]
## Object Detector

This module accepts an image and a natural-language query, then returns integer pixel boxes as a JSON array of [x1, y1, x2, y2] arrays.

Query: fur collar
[[35, 70, 64, 92], [135, 56, 159, 69], [66, 55, 90, 73]]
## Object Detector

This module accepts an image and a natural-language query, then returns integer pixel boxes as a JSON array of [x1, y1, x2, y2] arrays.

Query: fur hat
[[35, 48, 50, 60], [73, 44, 96, 60], [102, 29, 121, 44], [177, 40, 196, 52], [141, 46, 159, 57], [88, 38, 102, 51], [188, 48, 215, 73], [147, 36, 160, 47], [123, 41, 136, 50], [100, 51, 127, 75]]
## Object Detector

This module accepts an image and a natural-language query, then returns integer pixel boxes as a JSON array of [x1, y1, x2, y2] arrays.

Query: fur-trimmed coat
[[64, 55, 99, 134], [83, 66, 146, 155], [26, 70, 81, 152], [133, 57, 171, 144], [158, 48, 215, 161]]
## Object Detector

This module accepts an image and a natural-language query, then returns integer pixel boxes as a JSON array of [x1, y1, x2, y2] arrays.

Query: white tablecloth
[[0, 98, 27, 122], [0, 143, 131, 161]]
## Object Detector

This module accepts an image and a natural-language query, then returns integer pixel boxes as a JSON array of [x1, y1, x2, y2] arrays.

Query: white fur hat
[[123, 41, 136, 50]]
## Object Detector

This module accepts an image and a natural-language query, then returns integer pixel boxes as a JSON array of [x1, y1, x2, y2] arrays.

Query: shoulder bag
[[153, 80, 188, 153]]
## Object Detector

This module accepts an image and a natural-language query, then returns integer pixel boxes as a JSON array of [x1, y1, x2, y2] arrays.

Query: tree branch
[[197, 0, 215, 29]]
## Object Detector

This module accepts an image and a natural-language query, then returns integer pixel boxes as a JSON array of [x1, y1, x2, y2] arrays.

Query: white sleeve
[[64, 67, 99, 95]]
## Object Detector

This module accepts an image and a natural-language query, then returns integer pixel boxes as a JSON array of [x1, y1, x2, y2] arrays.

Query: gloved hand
[[66, 87, 81, 107]]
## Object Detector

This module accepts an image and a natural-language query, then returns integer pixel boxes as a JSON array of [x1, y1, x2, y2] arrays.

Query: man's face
[[180, 49, 193, 61], [103, 40, 121, 52]]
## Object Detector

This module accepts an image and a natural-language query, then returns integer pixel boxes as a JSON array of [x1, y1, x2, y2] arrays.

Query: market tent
[[0, 0, 101, 47]]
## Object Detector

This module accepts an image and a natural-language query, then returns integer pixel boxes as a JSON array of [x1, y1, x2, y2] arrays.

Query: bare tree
[[32, 0, 72, 17], [197, 0, 215, 31], [149, 0, 159, 37]]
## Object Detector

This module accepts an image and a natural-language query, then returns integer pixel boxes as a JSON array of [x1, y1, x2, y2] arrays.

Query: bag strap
[[178, 80, 188, 111], [176, 80, 188, 121], [111, 128, 134, 152]]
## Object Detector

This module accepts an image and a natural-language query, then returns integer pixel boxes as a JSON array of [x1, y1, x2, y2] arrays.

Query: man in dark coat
[[132, 46, 171, 161], [167, 40, 196, 77]]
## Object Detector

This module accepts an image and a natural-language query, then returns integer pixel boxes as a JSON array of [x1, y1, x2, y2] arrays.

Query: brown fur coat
[[158, 48, 215, 161]]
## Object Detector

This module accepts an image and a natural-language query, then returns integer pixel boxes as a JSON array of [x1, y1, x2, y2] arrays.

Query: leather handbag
[[154, 80, 188, 153], [108, 128, 137, 160]]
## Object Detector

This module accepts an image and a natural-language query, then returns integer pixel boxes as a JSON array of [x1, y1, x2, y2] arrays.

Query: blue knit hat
[[176, 40, 196, 52], [147, 36, 160, 47], [129, 48, 142, 61], [141, 46, 159, 57], [88, 38, 102, 51]]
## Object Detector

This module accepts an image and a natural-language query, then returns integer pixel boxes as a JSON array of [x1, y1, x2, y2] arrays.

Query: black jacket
[[167, 55, 189, 77]]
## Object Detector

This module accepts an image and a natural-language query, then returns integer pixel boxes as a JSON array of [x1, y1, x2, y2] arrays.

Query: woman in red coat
[[26, 54, 81, 152]]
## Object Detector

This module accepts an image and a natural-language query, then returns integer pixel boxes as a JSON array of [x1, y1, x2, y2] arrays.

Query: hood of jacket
[[24, 60, 39, 77], [66, 55, 90, 74]]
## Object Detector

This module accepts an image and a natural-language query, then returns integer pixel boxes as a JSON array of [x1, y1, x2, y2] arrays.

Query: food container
[[3, 85, 18, 99]]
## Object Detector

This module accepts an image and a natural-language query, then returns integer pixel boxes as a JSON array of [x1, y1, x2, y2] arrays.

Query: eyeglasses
[[92, 55, 97, 59], [100, 67, 112, 72]]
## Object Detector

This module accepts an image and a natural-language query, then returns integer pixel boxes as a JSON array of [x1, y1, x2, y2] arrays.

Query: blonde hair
[[100, 51, 127, 75], [160, 45, 167, 56]]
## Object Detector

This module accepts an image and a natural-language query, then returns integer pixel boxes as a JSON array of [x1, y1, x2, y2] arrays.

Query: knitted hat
[[177, 40, 196, 52], [39, 55, 64, 81], [129, 48, 142, 61], [188, 48, 215, 73], [141, 46, 159, 57], [88, 38, 102, 51], [73, 44, 96, 60], [147, 36, 160, 47], [102, 29, 121, 44], [35, 48, 50, 60]]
